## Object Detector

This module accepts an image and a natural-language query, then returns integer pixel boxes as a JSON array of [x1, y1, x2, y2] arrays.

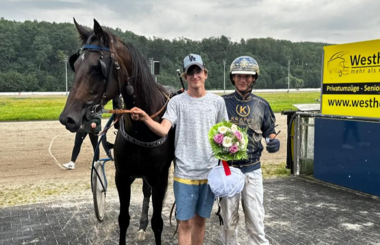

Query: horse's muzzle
[[59, 115, 80, 132]]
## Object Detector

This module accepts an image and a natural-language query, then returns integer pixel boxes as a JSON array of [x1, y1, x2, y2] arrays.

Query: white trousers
[[220, 169, 269, 245]]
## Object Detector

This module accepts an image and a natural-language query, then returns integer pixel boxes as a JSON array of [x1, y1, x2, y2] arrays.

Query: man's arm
[[130, 107, 172, 137], [262, 103, 276, 138], [262, 103, 280, 153]]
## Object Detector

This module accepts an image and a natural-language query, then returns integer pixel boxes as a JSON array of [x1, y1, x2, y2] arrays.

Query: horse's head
[[59, 19, 123, 132]]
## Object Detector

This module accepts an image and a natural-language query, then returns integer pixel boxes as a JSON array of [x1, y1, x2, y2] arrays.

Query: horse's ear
[[73, 18, 91, 44], [93, 19, 109, 46]]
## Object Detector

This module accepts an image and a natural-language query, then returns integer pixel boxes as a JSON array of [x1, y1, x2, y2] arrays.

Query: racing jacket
[[222, 92, 276, 173]]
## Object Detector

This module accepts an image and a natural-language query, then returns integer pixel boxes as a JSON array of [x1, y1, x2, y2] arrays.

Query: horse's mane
[[101, 31, 167, 116], [124, 43, 166, 113]]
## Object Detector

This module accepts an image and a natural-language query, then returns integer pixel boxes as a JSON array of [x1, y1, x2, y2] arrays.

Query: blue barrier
[[314, 118, 380, 197]]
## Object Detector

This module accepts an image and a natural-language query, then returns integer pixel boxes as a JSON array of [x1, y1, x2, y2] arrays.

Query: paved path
[[1, 176, 380, 245]]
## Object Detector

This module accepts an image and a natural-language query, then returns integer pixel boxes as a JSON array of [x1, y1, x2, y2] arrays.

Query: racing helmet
[[229, 56, 259, 85]]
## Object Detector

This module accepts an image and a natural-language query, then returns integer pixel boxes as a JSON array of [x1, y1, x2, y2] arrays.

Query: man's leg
[[173, 179, 198, 245], [191, 214, 206, 245], [220, 191, 241, 245], [242, 169, 269, 245], [192, 183, 214, 244], [178, 219, 193, 245]]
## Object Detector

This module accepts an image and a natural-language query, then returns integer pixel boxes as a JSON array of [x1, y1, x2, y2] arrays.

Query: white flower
[[222, 136, 233, 147], [235, 142, 239, 146], [218, 126, 229, 135], [231, 124, 238, 133], [239, 142, 246, 150]]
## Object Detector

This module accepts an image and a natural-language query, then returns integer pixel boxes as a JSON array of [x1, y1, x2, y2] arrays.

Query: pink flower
[[229, 144, 238, 154], [214, 133, 224, 145], [234, 131, 242, 141]]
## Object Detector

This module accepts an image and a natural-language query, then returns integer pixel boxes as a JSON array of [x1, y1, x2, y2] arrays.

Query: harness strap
[[169, 201, 179, 238], [83, 44, 110, 52], [119, 115, 168, 148], [215, 198, 224, 226]]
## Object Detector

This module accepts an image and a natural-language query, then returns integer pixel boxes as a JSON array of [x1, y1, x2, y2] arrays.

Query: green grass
[[0, 92, 320, 121], [262, 162, 291, 179], [256, 92, 320, 112], [0, 96, 113, 121]]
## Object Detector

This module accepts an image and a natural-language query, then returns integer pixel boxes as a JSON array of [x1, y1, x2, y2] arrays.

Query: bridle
[[69, 34, 120, 107], [69, 35, 170, 119]]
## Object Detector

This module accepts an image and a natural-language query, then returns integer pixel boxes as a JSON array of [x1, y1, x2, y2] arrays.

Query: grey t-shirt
[[163, 91, 228, 180]]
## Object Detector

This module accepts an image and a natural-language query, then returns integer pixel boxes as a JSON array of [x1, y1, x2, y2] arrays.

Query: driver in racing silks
[[220, 56, 280, 245]]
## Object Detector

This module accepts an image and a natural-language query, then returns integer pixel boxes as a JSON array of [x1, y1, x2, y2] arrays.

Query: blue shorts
[[173, 177, 215, 221]]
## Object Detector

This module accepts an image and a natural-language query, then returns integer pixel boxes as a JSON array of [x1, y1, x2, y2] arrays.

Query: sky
[[1, 0, 379, 44]]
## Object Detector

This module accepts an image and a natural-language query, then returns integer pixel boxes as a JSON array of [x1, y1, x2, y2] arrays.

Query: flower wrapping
[[208, 121, 247, 197], [208, 121, 248, 161]]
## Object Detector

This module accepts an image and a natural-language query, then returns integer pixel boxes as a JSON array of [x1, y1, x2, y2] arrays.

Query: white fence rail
[[0, 88, 320, 96]]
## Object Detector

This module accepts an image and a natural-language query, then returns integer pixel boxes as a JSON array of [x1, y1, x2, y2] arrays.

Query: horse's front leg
[[136, 180, 152, 241], [149, 168, 169, 245], [115, 171, 133, 245]]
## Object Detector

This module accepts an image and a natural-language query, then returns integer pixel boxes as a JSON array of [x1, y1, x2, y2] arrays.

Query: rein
[[94, 91, 170, 119], [150, 92, 170, 119]]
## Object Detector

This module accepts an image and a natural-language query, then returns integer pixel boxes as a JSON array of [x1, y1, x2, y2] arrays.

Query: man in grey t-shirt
[[131, 54, 228, 245]]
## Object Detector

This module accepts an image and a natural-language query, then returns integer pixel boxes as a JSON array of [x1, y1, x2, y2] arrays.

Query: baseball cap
[[183, 54, 205, 73]]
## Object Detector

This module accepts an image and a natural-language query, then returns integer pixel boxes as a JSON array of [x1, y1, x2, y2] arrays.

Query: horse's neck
[[123, 94, 136, 110], [121, 108, 161, 142], [122, 88, 164, 115]]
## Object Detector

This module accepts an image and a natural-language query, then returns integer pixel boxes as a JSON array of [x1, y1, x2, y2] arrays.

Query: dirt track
[[0, 114, 287, 207]]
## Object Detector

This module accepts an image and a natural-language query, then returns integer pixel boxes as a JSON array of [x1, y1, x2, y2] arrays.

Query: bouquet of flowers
[[208, 121, 248, 161], [208, 121, 248, 198]]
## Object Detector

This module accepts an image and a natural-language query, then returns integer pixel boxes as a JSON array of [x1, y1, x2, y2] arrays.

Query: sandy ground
[[0, 114, 287, 207]]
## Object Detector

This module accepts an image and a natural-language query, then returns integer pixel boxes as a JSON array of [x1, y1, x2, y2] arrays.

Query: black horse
[[59, 19, 174, 245]]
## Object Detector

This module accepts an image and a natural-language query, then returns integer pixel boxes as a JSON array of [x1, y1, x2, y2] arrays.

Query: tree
[[290, 75, 305, 89], [0, 18, 327, 91], [0, 70, 27, 92], [32, 35, 53, 70]]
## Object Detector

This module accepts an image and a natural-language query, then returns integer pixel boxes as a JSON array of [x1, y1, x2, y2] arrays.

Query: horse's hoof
[[136, 229, 146, 241]]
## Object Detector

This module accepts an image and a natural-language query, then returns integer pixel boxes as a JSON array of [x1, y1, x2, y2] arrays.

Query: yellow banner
[[322, 94, 380, 118], [322, 39, 380, 118], [323, 39, 380, 84]]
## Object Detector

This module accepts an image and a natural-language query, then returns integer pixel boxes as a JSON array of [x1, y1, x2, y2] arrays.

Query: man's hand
[[129, 107, 172, 138], [130, 107, 149, 121], [91, 122, 96, 128], [266, 138, 280, 153]]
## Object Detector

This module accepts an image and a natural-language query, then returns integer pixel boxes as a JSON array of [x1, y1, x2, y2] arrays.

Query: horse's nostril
[[62, 117, 80, 132], [67, 117, 75, 126]]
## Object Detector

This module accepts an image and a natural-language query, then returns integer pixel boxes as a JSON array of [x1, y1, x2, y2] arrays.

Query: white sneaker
[[63, 161, 75, 170]]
